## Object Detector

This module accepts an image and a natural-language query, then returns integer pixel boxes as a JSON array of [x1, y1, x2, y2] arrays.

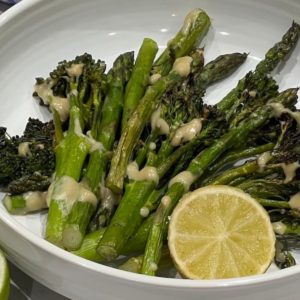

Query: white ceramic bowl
[[0, 0, 300, 299]]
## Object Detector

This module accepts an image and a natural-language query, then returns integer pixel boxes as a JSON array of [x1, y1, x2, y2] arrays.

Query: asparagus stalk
[[152, 9, 210, 76], [207, 160, 259, 185], [62, 53, 134, 250], [3, 191, 47, 215], [119, 245, 172, 274], [121, 39, 158, 131], [207, 142, 275, 175], [119, 256, 144, 273], [72, 214, 155, 262], [46, 106, 91, 247], [97, 180, 157, 260], [71, 228, 105, 262], [141, 89, 298, 275]]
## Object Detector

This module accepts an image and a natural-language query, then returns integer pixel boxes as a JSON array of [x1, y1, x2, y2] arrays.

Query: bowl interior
[[0, 0, 300, 284]]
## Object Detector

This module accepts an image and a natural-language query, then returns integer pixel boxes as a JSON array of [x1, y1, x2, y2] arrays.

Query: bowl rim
[[1, 0, 300, 289]]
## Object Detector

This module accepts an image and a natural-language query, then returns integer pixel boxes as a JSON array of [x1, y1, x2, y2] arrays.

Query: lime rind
[[0, 249, 10, 300]]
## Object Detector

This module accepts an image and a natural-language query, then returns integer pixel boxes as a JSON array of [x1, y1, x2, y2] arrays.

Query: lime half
[[0, 249, 10, 300], [168, 185, 275, 279]]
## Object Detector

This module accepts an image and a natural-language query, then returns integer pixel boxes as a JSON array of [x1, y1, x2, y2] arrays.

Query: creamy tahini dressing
[[289, 192, 300, 210], [280, 161, 300, 183], [161, 196, 171, 208], [149, 74, 161, 85], [51, 176, 97, 212], [168, 171, 196, 191], [149, 262, 158, 272], [86, 131, 105, 153], [34, 82, 70, 122], [127, 161, 159, 184], [272, 221, 287, 235], [52, 97, 70, 122], [151, 107, 170, 135], [74, 117, 84, 137], [181, 9, 203, 35], [66, 63, 84, 77], [269, 102, 300, 131], [18, 142, 32, 157], [257, 151, 272, 171], [171, 118, 202, 147], [140, 207, 150, 218], [149, 142, 156, 151], [24, 191, 48, 211], [172, 56, 193, 77]]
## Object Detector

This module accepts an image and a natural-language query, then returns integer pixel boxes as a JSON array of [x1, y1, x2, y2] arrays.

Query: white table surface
[[0, 3, 69, 299]]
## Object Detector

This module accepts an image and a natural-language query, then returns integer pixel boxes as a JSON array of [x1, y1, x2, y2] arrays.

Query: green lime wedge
[[0, 249, 10, 300]]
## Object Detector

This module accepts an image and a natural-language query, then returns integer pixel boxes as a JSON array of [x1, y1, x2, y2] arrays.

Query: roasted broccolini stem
[[72, 214, 155, 262], [207, 142, 275, 175], [97, 180, 157, 260], [121, 38, 158, 131], [217, 21, 300, 112]]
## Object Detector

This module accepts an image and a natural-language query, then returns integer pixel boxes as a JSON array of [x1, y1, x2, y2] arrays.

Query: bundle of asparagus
[[1, 8, 300, 278]]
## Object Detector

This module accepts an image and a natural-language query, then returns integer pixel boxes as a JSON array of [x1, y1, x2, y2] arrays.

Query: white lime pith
[[0, 249, 10, 300]]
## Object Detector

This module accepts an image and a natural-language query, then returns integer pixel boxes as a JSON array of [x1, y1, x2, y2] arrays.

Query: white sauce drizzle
[[168, 171, 196, 191], [289, 192, 300, 210], [172, 56, 193, 77], [24, 191, 48, 212], [127, 161, 159, 184], [149, 262, 158, 272], [18, 142, 32, 157], [149, 74, 161, 85], [70, 89, 79, 97], [74, 117, 84, 137], [52, 176, 97, 213], [36, 143, 45, 150], [257, 151, 272, 171], [140, 207, 150, 218], [181, 9, 203, 35], [272, 221, 287, 235], [171, 118, 202, 147], [161, 196, 171, 208], [149, 142, 156, 151], [46, 182, 54, 207], [248, 90, 257, 98], [34, 82, 70, 122], [66, 63, 84, 77], [52, 97, 70, 122], [269, 102, 300, 131], [86, 131, 106, 153], [280, 161, 300, 183], [151, 107, 170, 135]]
